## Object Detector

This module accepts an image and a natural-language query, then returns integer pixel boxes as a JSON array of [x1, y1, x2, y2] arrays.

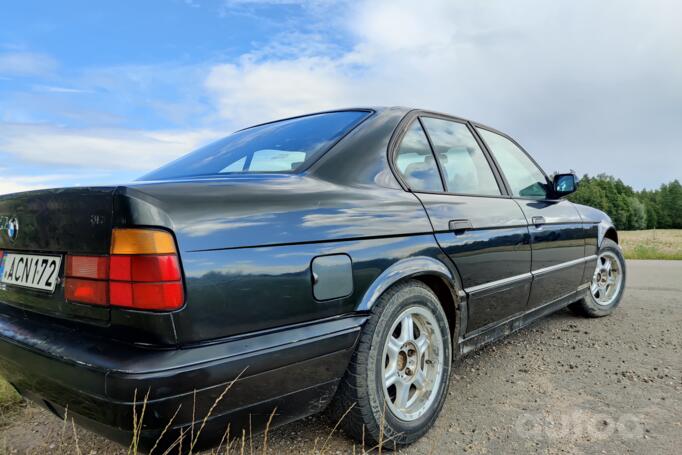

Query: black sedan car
[[0, 107, 626, 451]]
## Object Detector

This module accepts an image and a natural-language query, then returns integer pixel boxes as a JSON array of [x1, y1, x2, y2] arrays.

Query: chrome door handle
[[532, 216, 546, 226], [449, 219, 473, 233]]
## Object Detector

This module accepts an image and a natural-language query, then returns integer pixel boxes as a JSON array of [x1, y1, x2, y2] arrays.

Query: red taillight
[[109, 281, 183, 310], [64, 229, 184, 311], [109, 281, 133, 307], [109, 255, 132, 281], [110, 255, 181, 282], [65, 278, 108, 306], [132, 282, 184, 310]]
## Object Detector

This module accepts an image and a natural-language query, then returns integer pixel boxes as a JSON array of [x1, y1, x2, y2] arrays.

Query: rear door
[[393, 115, 532, 333], [475, 126, 586, 310]]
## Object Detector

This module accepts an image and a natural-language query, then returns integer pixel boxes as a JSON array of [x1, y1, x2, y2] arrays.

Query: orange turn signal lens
[[111, 229, 176, 255]]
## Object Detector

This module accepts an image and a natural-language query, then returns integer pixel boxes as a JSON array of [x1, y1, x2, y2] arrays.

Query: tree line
[[567, 174, 681, 231]]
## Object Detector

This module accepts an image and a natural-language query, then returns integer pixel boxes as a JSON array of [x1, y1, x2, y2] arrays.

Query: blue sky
[[1, 0, 680, 194]]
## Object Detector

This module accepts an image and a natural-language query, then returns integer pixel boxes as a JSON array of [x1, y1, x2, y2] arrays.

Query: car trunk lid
[[0, 187, 116, 324]]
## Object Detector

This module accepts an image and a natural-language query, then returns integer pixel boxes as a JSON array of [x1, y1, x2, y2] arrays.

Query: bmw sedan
[[0, 107, 626, 451]]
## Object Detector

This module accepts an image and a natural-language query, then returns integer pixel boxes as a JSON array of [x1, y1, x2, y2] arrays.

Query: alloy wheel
[[591, 251, 623, 306], [381, 306, 445, 421]]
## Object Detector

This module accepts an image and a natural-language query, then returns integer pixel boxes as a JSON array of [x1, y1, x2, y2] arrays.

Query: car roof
[[233, 106, 407, 132], [232, 107, 508, 137]]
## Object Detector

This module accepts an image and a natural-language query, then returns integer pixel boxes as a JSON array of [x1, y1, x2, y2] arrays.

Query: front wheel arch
[[570, 238, 626, 317], [603, 227, 618, 245]]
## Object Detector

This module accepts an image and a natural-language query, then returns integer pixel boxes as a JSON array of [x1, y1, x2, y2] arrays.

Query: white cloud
[[2, 1, 680, 190], [0, 123, 220, 171], [0, 52, 56, 76], [205, 0, 682, 189], [0, 174, 80, 195], [205, 57, 352, 125], [32, 85, 91, 94]]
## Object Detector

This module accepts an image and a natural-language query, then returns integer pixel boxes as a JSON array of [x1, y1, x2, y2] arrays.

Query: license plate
[[0, 252, 62, 293]]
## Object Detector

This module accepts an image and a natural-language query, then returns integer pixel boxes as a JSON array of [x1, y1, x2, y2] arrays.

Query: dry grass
[[619, 229, 682, 260], [0, 369, 387, 455], [0, 379, 22, 429]]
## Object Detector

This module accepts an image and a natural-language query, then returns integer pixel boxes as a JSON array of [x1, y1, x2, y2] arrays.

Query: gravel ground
[[1, 260, 680, 454]]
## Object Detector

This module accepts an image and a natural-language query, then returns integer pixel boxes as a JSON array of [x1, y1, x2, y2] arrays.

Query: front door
[[476, 127, 586, 309], [393, 115, 532, 333]]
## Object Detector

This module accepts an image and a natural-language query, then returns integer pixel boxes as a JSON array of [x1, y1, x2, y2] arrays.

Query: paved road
[[1, 260, 681, 454]]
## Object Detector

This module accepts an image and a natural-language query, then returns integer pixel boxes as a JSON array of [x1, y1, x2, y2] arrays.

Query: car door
[[475, 126, 586, 310], [393, 115, 532, 333]]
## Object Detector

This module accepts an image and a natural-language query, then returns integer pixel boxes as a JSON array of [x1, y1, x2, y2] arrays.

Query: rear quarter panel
[[134, 179, 440, 342], [179, 234, 443, 342]]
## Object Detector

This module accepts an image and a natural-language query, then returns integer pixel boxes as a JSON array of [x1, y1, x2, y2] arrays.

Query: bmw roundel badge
[[6, 217, 18, 241]]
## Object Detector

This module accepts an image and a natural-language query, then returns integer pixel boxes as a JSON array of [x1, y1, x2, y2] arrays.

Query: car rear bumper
[[0, 306, 364, 451]]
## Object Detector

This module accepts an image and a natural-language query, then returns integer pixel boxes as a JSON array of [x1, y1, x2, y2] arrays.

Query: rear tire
[[570, 238, 626, 317], [331, 280, 451, 449]]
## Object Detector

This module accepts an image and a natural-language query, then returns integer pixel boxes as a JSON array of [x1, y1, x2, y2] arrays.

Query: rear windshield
[[140, 110, 370, 180]]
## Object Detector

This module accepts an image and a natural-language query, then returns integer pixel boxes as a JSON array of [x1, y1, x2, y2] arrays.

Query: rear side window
[[421, 117, 501, 196], [140, 111, 370, 180], [395, 121, 444, 192], [477, 128, 549, 199]]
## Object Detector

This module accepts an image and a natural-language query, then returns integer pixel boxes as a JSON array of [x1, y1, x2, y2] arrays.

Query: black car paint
[[0, 107, 617, 450], [417, 193, 533, 331]]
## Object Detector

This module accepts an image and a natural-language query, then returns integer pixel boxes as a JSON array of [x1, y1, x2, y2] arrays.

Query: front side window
[[140, 110, 370, 180], [420, 117, 501, 196], [395, 121, 444, 192], [477, 128, 549, 199]]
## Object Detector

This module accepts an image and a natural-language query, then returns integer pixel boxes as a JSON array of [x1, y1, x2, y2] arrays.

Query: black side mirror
[[552, 173, 578, 197]]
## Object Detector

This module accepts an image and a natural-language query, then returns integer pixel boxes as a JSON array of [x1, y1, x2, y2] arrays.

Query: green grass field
[[620, 229, 682, 260]]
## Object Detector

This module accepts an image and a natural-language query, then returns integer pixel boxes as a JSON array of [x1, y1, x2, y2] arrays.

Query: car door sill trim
[[459, 287, 589, 356]]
